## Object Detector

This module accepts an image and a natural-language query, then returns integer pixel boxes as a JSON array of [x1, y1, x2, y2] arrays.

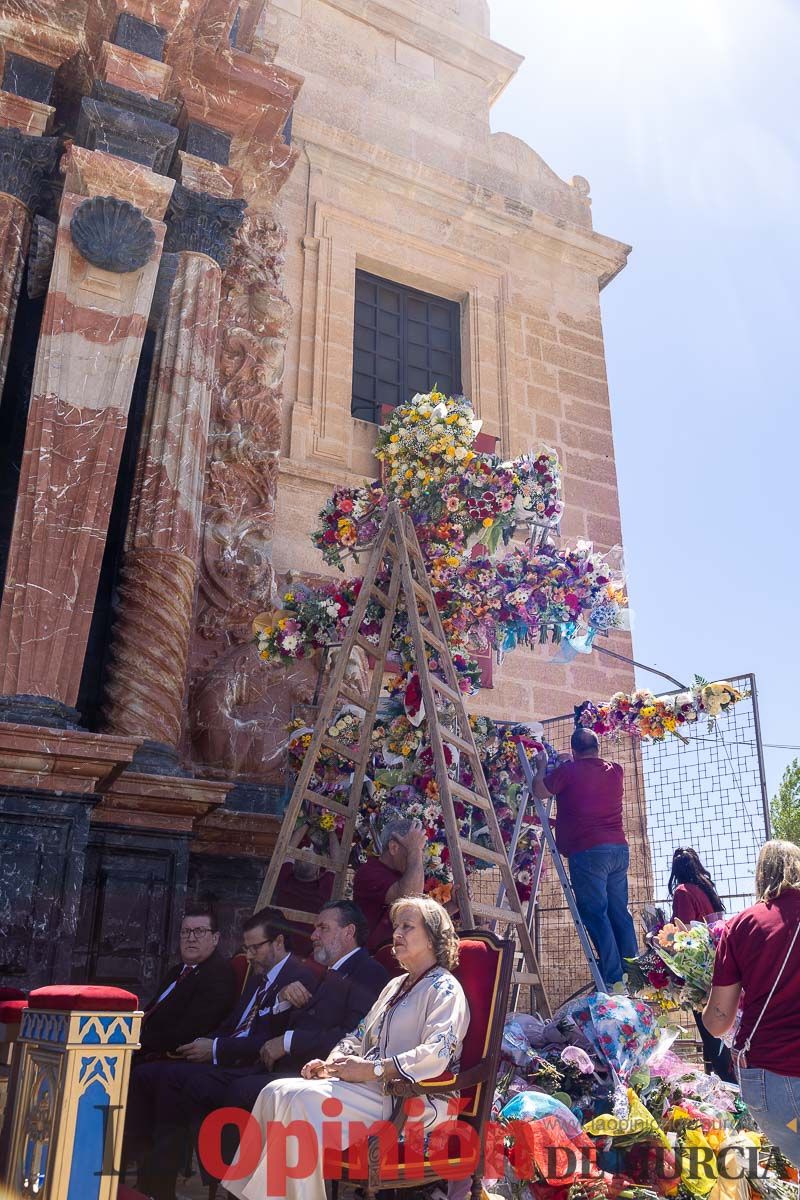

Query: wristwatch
[[373, 1060, 385, 1079]]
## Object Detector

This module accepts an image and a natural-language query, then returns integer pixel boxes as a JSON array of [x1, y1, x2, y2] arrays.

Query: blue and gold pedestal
[[2, 989, 141, 1200]]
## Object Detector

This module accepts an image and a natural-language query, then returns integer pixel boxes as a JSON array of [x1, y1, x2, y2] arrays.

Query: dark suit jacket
[[286, 947, 389, 1068], [139, 950, 237, 1054], [214, 953, 320, 1067]]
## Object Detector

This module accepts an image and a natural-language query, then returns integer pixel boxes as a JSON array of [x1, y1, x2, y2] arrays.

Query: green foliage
[[770, 757, 800, 845]]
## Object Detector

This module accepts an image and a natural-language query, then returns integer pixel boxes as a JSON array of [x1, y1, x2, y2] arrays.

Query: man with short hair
[[532, 727, 638, 987], [353, 816, 427, 951], [258, 898, 389, 1072], [124, 908, 317, 1200], [138, 903, 236, 1058]]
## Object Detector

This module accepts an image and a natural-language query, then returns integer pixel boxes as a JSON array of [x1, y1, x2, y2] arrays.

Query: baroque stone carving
[[70, 195, 156, 273], [163, 183, 247, 268], [187, 213, 291, 776], [27, 215, 57, 299], [0, 129, 59, 211]]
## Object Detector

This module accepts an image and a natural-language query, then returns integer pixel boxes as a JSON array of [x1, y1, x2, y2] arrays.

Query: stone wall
[[263, 0, 637, 723]]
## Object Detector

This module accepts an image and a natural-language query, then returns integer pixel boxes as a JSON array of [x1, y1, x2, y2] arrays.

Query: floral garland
[[575, 678, 749, 743]]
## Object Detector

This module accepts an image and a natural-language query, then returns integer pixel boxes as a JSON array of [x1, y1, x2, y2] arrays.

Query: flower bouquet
[[651, 919, 722, 1010]]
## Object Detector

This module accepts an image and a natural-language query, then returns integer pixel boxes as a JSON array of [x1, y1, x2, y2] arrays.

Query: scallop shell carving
[[70, 195, 156, 273]]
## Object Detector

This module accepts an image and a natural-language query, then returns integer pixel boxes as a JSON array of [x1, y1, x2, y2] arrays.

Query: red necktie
[[144, 964, 193, 1019]]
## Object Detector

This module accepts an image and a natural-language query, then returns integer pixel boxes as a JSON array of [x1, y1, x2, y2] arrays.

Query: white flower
[[431, 402, 448, 419]]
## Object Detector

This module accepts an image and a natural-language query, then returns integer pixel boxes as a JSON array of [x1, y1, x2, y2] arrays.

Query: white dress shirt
[[212, 953, 290, 1064]]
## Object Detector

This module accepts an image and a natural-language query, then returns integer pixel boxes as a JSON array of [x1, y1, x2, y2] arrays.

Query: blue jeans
[[568, 843, 639, 987], [739, 1067, 800, 1167]]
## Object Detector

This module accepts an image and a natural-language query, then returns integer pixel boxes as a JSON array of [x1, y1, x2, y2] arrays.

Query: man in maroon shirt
[[353, 816, 427, 951], [532, 727, 638, 987]]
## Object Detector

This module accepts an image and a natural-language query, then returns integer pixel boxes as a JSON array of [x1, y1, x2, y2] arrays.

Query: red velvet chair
[[331, 928, 513, 1200], [373, 941, 404, 980], [229, 952, 251, 998]]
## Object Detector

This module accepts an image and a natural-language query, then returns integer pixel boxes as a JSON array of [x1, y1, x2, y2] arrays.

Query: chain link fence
[[530, 673, 769, 1010]]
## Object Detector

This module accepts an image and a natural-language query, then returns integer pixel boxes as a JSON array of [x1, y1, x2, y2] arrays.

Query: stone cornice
[[296, 116, 632, 287], [319, 0, 523, 102]]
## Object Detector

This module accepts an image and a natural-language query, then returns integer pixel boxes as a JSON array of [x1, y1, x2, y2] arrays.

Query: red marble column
[[0, 146, 173, 722], [102, 186, 245, 763], [103, 251, 222, 750]]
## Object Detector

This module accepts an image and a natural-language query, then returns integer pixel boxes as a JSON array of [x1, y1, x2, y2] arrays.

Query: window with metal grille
[[351, 271, 462, 422]]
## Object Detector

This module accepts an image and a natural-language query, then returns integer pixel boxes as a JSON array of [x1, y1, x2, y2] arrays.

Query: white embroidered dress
[[225, 965, 470, 1200]]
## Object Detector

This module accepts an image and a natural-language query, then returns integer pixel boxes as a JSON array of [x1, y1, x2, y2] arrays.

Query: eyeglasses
[[180, 928, 214, 941], [239, 938, 274, 957]]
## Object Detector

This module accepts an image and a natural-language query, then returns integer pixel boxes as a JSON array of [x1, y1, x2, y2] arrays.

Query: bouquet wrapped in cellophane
[[626, 906, 726, 1013]]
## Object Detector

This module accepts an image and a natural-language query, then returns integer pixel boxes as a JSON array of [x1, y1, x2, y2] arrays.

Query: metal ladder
[[255, 500, 551, 1015], [510, 743, 606, 1001]]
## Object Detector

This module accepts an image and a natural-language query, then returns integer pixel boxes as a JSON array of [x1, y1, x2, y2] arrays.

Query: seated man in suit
[[258, 898, 389, 1073], [180, 899, 389, 1190], [124, 906, 317, 1200], [138, 903, 237, 1058]]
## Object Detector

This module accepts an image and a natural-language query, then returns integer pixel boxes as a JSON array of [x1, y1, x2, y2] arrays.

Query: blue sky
[[488, 0, 798, 801]]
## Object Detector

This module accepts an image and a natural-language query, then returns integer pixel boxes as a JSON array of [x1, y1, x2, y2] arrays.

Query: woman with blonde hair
[[703, 840, 800, 1164], [224, 894, 470, 1200]]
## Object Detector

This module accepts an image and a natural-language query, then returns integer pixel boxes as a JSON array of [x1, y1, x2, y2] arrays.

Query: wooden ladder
[[256, 500, 551, 1015]]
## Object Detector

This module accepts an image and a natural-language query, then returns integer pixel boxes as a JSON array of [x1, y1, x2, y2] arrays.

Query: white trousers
[[223, 1076, 390, 1200]]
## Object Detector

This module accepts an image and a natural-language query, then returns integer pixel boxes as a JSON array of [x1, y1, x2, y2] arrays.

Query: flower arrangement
[[312, 482, 387, 569], [374, 390, 480, 504], [576, 678, 749, 743], [625, 907, 726, 1013]]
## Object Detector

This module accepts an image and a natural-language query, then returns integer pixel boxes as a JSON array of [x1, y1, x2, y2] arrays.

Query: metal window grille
[[351, 271, 462, 423]]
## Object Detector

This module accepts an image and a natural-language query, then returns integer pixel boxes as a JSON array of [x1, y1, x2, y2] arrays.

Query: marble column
[[0, 146, 173, 725], [0, 125, 59, 396], [102, 184, 245, 768]]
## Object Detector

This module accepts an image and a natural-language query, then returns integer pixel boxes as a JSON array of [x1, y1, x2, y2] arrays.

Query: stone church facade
[[0, 0, 649, 1002]]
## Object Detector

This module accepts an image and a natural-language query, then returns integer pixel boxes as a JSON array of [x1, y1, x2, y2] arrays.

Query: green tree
[[770, 758, 800, 845]]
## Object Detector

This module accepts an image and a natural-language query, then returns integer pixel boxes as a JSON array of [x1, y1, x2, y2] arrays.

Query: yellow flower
[[319, 812, 336, 830], [405, 469, 414, 479], [482, 516, 493, 528], [284, 592, 294, 602], [445, 555, 460, 567], [445, 446, 456, 457], [390, 434, 400, 442]]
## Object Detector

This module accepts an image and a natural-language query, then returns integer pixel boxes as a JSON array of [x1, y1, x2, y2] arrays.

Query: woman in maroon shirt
[[704, 841, 800, 1165], [668, 848, 735, 1082]]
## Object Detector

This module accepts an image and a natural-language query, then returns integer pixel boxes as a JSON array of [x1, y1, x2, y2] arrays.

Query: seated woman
[[224, 895, 470, 1200]]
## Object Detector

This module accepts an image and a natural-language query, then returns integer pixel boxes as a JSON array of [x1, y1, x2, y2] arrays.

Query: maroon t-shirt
[[353, 858, 402, 952], [712, 889, 800, 1075], [544, 758, 627, 857], [274, 863, 335, 955], [672, 883, 717, 924]]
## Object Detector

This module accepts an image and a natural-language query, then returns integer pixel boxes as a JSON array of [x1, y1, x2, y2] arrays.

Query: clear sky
[[488, 0, 798, 801]]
